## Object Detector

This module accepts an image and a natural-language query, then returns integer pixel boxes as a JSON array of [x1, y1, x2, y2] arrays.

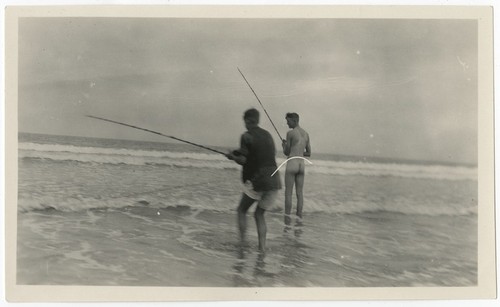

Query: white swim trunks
[[242, 180, 278, 210]]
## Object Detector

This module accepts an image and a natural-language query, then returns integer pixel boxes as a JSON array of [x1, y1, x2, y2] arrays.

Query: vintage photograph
[[5, 5, 495, 302]]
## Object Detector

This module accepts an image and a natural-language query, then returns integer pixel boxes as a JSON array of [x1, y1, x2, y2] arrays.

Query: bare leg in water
[[238, 193, 269, 252], [295, 168, 305, 219], [237, 194, 255, 246], [284, 159, 305, 229], [254, 206, 267, 252]]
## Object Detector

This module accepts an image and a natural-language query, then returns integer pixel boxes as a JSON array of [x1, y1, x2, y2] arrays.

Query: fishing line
[[237, 68, 284, 140], [87, 115, 226, 155]]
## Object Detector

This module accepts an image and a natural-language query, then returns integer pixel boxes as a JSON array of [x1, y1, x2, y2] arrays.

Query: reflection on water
[[232, 219, 309, 287], [279, 220, 310, 282]]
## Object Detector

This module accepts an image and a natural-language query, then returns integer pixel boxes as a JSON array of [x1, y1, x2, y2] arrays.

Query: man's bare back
[[286, 126, 310, 158]]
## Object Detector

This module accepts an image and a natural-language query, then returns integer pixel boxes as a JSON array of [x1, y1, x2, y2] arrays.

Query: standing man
[[226, 108, 281, 252], [282, 112, 311, 228]]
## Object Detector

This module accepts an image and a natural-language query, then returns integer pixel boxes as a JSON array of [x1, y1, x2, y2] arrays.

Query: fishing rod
[[86, 115, 227, 156], [237, 67, 284, 141]]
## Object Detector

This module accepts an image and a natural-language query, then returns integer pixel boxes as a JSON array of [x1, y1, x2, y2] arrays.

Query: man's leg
[[294, 167, 305, 238], [255, 190, 277, 251], [254, 206, 267, 251], [295, 170, 305, 219], [238, 193, 255, 245], [284, 167, 296, 227]]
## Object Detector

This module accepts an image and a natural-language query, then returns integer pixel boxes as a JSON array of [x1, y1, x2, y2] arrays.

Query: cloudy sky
[[18, 17, 477, 164]]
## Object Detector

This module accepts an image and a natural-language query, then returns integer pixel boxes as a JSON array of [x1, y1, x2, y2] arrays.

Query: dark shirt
[[236, 126, 281, 191]]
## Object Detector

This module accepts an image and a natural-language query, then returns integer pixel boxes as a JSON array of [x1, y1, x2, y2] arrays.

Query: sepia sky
[[18, 18, 478, 164]]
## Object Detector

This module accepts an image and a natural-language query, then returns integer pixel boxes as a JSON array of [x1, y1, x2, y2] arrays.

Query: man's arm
[[304, 133, 311, 157], [226, 150, 247, 165], [227, 133, 251, 165], [282, 132, 292, 156]]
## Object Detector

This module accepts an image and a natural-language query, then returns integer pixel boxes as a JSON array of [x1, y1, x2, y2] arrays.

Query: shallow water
[[17, 206, 477, 287], [16, 134, 478, 287]]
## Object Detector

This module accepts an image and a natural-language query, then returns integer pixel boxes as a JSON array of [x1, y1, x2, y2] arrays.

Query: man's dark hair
[[244, 108, 260, 124], [285, 112, 299, 121]]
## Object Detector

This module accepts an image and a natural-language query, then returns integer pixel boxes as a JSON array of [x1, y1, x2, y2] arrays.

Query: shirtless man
[[281, 112, 311, 228]]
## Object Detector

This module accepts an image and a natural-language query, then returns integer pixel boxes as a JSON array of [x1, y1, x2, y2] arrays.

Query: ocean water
[[17, 133, 478, 287]]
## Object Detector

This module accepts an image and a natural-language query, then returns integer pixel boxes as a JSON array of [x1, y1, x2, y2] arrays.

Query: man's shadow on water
[[284, 218, 304, 238], [279, 219, 311, 283], [231, 220, 308, 287], [232, 245, 276, 287]]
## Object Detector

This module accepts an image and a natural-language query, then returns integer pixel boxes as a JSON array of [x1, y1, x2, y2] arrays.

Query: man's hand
[[226, 151, 235, 160], [226, 150, 246, 165]]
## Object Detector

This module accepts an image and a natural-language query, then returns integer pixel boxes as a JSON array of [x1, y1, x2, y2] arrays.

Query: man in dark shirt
[[226, 108, 281, 252]]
